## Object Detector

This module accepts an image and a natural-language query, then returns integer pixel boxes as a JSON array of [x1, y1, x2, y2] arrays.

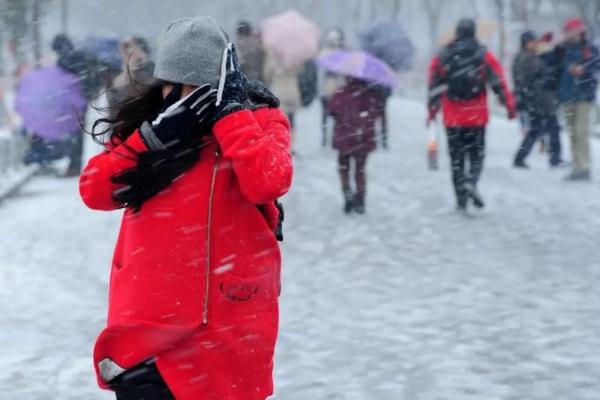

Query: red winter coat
[[80, 108, 293, 400], [428, 39, 516, 128]]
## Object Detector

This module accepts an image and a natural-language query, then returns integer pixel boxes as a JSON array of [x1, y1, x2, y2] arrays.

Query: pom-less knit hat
[[154, 16, 232, 103], [456, 18, 476, 39]]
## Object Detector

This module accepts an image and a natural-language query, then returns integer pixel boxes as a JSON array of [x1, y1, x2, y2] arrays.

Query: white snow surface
[[1, 98, 600, 399]]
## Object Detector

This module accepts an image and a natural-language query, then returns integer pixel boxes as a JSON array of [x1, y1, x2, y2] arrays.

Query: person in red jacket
[[80, 16, 293, 400], [428, 19, 516, 212]]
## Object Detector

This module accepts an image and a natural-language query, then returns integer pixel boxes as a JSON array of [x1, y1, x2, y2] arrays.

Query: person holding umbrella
[[428, 18, 516, 213], [80, 16, 292, 399], [329, 76, 387, 214], [317, 50, 396, 214], [262, 10, 320, 145], [16, 57, 88, 176]]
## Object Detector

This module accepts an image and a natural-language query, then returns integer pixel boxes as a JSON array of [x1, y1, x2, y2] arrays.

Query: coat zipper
[[202, 150, 219, 325]]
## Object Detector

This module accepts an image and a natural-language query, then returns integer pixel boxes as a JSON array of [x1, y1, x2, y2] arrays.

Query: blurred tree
[[0, 0, 51, 67], [572, 0, 600, 40], [0, 0, 30, 65], [423, 0, 443, 54]]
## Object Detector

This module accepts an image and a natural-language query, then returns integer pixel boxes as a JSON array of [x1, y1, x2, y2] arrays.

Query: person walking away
[[264, 51, 302, 146], [553, 18, 600, 181], [319, 28, 345, 147], [428, 18, 516, 212], [329, 77, 386, 214], [80, 16, 293, 399], [108, 37, 155, 108], [235, 21, 265, 82], [513, 30, 563, 168]]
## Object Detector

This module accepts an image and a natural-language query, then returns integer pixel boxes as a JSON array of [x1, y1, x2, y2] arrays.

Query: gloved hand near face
[[141, 84, 217, 150]]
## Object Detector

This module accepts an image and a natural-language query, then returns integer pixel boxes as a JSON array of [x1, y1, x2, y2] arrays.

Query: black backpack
[[442, 44, 486, 101]]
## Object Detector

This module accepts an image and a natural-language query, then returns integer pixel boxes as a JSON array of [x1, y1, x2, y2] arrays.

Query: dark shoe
[[564, 170, 591, 181], [456, 203, 468, 216], [343, 190, 355, 214], [464, 183, 485, 209], [513, 160, 530, 169], [354, 198, 365, 215], [550, 160, 566, 168]]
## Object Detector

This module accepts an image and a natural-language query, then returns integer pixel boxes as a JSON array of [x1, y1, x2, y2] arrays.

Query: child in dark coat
[[329, 77, 387, 214]]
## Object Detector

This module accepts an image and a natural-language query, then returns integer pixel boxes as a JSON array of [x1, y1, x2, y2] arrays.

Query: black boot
[[354, 196, 365, 215], [464, 182, 485, 209], [343, 190, 355, 214], [513, 158, 530, 169]]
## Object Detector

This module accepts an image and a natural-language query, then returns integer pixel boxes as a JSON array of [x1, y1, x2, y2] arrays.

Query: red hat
[[564, 18, 586, 33]]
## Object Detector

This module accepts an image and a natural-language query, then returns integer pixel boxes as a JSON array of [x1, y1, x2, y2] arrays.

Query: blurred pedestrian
[[329, 77, 387, 214], [80, 16, 292, 400], [512, 30, 563, 168], [428, 18, 516, 213], [552, 18, 600, 181], [235, 20, 265, 81], [108, 36, 155, 108], [53, 34, 90, 176], [17, 35, 88, 176], [319, 28, 345, 147], [264, 51, 302, 137]]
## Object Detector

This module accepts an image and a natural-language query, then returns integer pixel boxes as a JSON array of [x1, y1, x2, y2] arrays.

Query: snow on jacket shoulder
[[79, 107, 292, 400]]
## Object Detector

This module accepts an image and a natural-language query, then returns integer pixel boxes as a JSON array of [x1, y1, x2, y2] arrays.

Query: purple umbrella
[[316, 50, 397, 89], [16, 66, 88, 140]]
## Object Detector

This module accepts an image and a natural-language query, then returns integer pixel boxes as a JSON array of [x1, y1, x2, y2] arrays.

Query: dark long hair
[[91, 81, 206, 211]]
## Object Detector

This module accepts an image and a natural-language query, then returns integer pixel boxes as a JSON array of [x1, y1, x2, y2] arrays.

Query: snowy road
[[1, 98, 600, 399]]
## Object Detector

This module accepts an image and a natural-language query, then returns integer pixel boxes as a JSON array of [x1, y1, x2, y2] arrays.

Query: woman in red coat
[[80, 16, 292, 400], [329, 77, 387, 214]]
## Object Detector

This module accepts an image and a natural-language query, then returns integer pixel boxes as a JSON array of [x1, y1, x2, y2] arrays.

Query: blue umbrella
[[360, 21, 415, 72], [81, 36, 122, 71]]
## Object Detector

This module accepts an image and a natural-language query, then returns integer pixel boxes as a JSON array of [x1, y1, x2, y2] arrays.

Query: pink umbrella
[[262, 10, 320, 68]]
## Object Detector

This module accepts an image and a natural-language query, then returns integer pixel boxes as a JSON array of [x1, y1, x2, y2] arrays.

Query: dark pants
[[338, 152, 368, 203], [446, 127, 485, 206], [66, 131, 84, 174], [23, 131, 83, 174], [110, 360, 174, 400], [515, 112, 562, 166], [321, 97, 331, 147], [286, 112, 295, 130]]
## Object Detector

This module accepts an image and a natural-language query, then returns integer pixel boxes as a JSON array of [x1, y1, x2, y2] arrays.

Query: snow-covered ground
[[1, 98, 599, 400]]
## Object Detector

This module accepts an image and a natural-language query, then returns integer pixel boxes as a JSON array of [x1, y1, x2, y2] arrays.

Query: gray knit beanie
[[154, 16, 231, 90]]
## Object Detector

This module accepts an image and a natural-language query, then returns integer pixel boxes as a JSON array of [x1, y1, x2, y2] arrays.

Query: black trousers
[[338, 152, 368, 203], [109, 360, 175, 400], [446, 127, 486, 206], [515, 112, 562, 166], [321, 97, 331, 147]]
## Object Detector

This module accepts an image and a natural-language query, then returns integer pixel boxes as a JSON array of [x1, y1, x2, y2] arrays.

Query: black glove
[[140, 84, 217, 150], [245, 79, 280, 109], [213, 44, 248, 122]]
